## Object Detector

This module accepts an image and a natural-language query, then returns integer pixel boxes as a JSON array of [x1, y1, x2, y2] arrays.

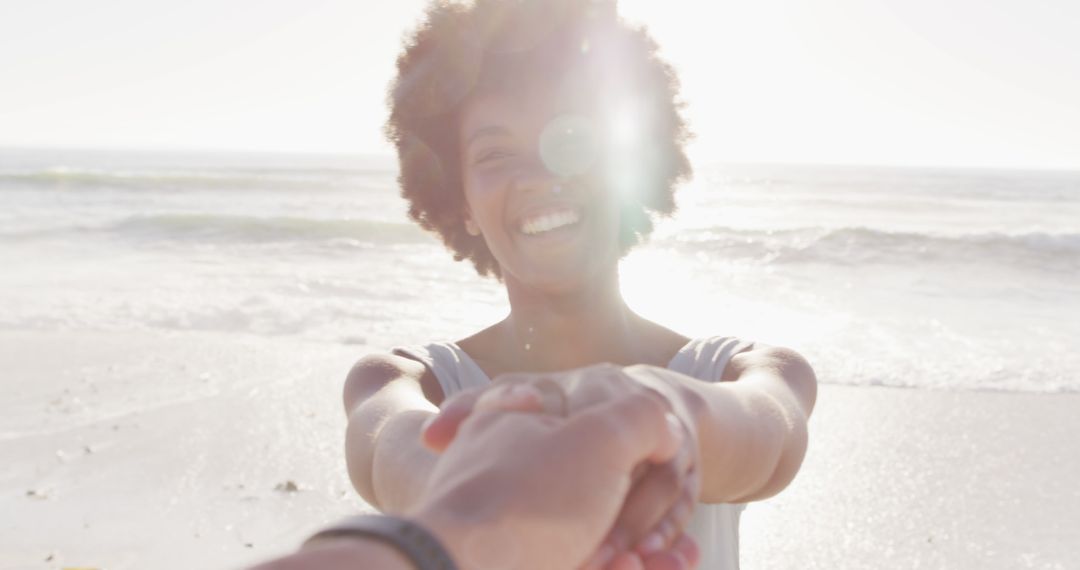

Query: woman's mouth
[[517, 207, 583, 237]]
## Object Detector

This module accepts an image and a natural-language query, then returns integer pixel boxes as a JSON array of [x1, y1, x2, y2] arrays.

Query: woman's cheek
[[461, 181, 502, 243], [467, 166, 511, 199]]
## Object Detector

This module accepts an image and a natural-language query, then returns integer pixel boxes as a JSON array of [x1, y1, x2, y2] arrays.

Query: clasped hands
[[420, 363, 702, 570]]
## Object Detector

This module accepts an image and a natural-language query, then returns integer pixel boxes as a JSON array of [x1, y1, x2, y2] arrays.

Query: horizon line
[[1, 143, 1078, 176]]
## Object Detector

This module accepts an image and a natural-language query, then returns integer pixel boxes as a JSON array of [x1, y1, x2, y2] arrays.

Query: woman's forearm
[[346, 393, 440, 512], [636, 349, 816, 503], [694, 372, 810, 502], [371, 410, 441, 513]]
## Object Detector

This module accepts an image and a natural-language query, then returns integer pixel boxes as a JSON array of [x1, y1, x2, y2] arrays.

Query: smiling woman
[[345, 1, 818, 569]]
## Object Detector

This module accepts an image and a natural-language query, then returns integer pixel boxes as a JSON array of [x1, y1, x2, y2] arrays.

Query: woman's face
[[458, 90, 621, 291]]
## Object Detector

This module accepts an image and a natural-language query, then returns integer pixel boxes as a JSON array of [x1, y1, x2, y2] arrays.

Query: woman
[[344, 1, 817, 568]]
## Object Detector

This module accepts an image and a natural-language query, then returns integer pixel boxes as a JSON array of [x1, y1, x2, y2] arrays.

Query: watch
[[304, 514, 458, 570]]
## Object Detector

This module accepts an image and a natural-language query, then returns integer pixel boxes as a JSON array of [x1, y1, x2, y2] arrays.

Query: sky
[[1, 0, 1078, 170]]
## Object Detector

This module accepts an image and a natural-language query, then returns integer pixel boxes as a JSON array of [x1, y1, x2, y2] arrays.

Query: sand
[[739, 383, 1079, 569], [1, 330, 1076, 569]]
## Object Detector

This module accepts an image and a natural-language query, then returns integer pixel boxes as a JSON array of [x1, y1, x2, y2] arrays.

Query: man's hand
[[421, 364, 703, 569], [251, 374, 698, 570], [410, 382, 689, 570]]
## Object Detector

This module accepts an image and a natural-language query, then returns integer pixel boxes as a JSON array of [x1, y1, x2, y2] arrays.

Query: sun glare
[[608, 98, 646, 148], [620, 248, 718, 337]]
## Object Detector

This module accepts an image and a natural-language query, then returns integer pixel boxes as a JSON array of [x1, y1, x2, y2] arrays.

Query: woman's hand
[[422, 364, 702, 569]]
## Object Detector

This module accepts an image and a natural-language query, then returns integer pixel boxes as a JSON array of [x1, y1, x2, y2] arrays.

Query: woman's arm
[[343, 353, 442, 513], [630, 344, 818, 504]]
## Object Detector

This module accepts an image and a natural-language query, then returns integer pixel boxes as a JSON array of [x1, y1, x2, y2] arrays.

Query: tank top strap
[[391, 341, 492, 400], [670, 335, 757, 570], [666, 336, 756, 383]]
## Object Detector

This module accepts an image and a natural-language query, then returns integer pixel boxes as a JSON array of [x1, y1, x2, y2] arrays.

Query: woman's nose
[[511, 160, 562, 195]]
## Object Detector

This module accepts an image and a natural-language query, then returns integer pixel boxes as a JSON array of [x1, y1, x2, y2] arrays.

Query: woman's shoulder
[[356, 345, 447, 405], [665, 334, 757, 383], [636, 319, 693, 367]]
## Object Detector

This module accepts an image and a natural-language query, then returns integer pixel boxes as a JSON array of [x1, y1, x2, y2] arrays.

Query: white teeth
[[520, 209, 581, 235]]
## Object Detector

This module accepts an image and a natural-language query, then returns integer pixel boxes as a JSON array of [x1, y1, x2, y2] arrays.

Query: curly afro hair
[[385, 0, 692, 280]]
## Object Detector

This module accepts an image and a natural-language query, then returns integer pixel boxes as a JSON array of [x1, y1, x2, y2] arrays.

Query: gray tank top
[[393, 335, 754, 570]]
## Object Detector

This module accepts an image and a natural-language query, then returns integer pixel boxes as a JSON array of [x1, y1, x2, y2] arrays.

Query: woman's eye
[[476, 150, 512, 164]]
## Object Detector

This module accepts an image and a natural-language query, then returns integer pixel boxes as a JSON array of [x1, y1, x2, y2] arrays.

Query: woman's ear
[[463, 211, 481, 236]]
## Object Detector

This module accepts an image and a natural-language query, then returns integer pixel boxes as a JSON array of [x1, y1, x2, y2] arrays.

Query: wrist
[[372, 410, 439, 513], [624, 364, 706, 429], [304, 514, 460, 570], [410, 491, 521, 570], [300, 536, 414, 569]]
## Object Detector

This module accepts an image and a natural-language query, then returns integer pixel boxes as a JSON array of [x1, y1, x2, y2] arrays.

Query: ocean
[[1, 148, 1077, 393]]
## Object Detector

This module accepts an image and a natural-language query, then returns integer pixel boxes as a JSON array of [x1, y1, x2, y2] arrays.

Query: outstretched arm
[[422, 344, 817, 558], [630, 343, 817, 503], [343, 353, 442, 513], [427, 344, 817, 505]]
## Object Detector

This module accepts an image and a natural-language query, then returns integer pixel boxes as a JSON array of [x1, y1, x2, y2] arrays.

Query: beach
[[2, 329, 1076, 569], [2, 0, 1079, 563], [1, 149, 1077, 568]]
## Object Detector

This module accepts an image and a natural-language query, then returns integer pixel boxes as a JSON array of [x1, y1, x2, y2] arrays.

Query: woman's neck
[[498, 269, 642, 372]]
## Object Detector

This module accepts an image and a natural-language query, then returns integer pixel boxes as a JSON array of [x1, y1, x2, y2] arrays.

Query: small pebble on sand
[[274, 480, 300, 493]]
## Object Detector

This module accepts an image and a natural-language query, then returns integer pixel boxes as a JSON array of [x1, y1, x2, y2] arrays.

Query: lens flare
[[539, 114, 599, 177]]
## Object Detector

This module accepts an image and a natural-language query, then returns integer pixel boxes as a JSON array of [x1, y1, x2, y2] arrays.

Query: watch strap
[[305, 514, 457, 570]]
